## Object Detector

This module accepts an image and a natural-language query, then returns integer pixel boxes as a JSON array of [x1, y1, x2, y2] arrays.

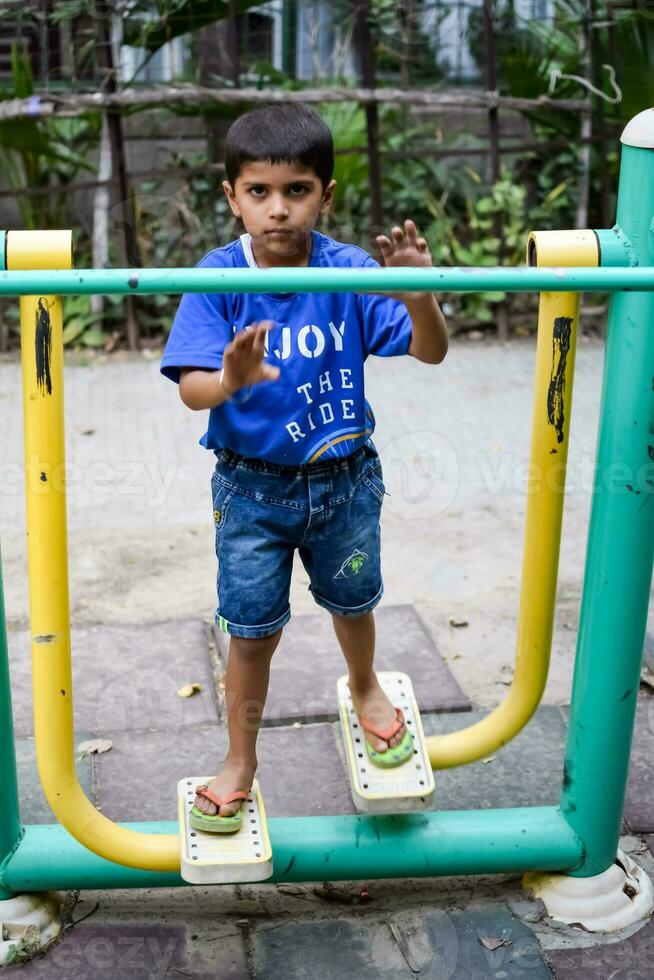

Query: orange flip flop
[[358, 707, 414, 768], [189, 784, 249, 833]]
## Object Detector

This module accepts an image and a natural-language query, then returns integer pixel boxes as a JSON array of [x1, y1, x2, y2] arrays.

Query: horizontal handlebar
[[0, 266, 653, 295]]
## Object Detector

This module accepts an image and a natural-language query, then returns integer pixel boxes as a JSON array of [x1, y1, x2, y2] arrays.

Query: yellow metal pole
[[427, 229, 598, 768], [12, 230, 179, 871]]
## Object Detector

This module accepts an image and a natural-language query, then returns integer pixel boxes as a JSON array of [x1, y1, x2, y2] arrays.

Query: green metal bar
[[0, 545, 21, 901], [561, 132, 654, 875], [0, 266, 651, 297], [0, 807, 582, 892], [595, 226, 635, 268]]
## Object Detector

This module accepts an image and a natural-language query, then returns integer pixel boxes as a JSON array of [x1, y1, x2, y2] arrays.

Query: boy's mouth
[[265, 229, 294, 237]]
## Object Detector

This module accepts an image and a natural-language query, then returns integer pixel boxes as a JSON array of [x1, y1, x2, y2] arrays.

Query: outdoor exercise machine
[[1, 107, 654, 960]]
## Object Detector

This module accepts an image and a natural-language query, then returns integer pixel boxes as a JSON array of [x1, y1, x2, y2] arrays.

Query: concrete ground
[[2, 336, 654, 978]]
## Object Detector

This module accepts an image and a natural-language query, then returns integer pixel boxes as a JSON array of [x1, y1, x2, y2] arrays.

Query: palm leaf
[[123, 0, 266, 53], [601, 14, 654, 121]]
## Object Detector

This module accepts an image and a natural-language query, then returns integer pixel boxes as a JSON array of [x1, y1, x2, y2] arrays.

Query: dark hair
[[225, 103, 334, 188]]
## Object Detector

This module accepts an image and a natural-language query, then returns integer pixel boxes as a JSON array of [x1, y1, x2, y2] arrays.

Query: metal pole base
[[0, 892, 61, 966], [523, 848, 654, 933]]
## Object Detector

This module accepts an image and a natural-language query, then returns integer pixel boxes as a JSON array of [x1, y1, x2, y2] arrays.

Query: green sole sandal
[[360, 707, 414, 768], [189, 784, 249, 833]]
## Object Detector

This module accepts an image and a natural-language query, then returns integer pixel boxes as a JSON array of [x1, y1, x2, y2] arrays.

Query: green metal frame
[[1, 122, 653, 895], [2, 810, 581, 892], [0, 551, 21, 900], [0, 266, 651, 296], [560, 142, 654, 876]]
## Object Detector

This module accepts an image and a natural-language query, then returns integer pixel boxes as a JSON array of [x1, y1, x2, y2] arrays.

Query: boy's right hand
[[222, 321, 281, 396]]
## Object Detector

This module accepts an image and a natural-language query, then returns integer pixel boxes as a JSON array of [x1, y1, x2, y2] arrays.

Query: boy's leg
[[331, 611, 407, 751], [194, 627, 283, 817]]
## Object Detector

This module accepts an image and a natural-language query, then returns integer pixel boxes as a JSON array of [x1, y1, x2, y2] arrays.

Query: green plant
[[61, 294, 116, 348], [319, 101, 371, 242], [418, 159, 578, 329], [0, 43, 97, 229]]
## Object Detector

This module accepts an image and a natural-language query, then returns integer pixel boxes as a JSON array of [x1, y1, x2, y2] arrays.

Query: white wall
[[118, 36, 187, 85]]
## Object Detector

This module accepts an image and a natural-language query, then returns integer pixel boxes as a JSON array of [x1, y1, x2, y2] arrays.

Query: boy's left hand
[[375, 219, 433, 303]]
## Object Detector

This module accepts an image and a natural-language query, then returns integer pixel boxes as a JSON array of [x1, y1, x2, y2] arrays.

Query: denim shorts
[[210, 439, 386, 638]]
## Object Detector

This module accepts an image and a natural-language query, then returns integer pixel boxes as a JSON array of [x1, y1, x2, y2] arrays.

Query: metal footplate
[[177, 776, 273, 884], [337, 671, 435, 814]]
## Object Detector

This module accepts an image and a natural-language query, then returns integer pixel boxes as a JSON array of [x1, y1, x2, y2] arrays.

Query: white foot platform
[[337, 671, 435, 814], [177, 776, 273, 884]]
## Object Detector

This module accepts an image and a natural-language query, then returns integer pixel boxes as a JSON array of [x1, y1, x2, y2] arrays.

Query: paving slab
[[422, 705, 566, 810], [95, 722, 354, 822], [256, 721, 355, 817], [254, 906, 550, 979], [7, 619, 218, 737], [212, 603, 471, 726], [546, 917, 654, 979], [17, 921, 248, 979], [624, 695, 654, 833], [15, 733, 94, 824], [95, 723, 228, 822]]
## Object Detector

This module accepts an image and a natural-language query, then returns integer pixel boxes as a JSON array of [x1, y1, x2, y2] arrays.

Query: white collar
[[240, 233, 258, 269]]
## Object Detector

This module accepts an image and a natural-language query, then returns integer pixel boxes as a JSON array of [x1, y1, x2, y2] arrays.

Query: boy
[[161, 103, 448, 832]]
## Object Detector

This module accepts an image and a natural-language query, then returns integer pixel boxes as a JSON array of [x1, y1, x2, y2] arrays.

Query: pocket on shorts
[[362, 467, 386, 505], [211, 472, 238, 530]]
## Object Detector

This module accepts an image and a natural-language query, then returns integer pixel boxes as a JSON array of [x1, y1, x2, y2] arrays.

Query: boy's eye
[[249, 186, 266, 197], [289, 184, 308, 195]]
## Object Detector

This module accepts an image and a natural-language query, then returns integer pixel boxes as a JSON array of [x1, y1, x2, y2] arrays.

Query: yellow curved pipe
[[427, 229, 598, 768], [13, 230, 179, 871]]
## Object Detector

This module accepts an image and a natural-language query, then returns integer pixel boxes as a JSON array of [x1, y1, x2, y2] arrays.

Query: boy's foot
[[194, 758, 256, 818], [348, 676, 407, 752]]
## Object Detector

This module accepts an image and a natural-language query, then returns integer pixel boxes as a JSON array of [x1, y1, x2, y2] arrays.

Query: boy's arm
[[404, 294, 449, 364], [160, 261, 232, 391], [375, 219, 449, 365], [179, 368, 231, 410]]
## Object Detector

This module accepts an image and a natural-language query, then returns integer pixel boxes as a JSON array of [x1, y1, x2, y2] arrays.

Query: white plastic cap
[[621, 108, 654, 148]]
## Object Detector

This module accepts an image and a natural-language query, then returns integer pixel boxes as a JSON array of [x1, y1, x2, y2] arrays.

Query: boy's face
[[223, 161, 336, 267]]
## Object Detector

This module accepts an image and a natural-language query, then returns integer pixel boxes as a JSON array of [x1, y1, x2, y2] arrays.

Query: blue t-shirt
[[160, 230, 413, 464]]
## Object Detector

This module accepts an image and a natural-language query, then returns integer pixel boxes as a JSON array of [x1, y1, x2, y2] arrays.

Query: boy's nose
[[268, 195, 290, 219]]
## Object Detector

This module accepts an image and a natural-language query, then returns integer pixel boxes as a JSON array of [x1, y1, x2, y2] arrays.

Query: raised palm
[[222, 321, 281, 394], [375, 219, 433, 303]]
